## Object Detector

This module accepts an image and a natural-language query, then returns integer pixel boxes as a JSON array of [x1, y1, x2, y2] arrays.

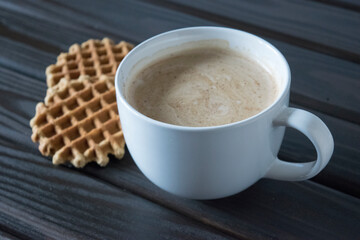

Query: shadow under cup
[[115, 27, 293, 199]]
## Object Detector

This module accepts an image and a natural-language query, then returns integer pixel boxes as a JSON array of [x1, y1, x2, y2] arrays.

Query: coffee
[[125, 42, 278, 127]]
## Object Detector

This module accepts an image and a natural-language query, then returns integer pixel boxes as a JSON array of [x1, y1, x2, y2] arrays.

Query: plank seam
[[140, 0, 360, 64], [0, 224, 28, 240], [309, 0, 360, 12], [78, 168, 360, 240]]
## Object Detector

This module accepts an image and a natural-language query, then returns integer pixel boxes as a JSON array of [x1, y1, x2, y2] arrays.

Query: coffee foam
[[126, 41, 278, 127]]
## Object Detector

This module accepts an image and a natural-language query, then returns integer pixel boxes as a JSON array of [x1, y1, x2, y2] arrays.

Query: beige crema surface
[[126, 45, 278, 127]]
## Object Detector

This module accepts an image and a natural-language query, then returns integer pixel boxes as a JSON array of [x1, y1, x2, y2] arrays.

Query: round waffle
[[30, 75, 125, 168]]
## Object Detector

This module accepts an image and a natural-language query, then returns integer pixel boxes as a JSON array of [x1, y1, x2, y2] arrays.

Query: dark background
[[0, 0, 359, 239]]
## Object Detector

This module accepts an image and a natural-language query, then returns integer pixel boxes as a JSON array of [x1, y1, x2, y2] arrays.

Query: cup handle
[[265, 107, 334, 181]]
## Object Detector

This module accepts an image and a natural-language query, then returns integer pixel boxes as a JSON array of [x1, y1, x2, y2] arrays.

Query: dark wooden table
[[0, 0, 359, 239]]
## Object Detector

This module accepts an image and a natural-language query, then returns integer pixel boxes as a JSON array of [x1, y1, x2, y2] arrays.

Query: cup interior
[[115, 27, 290, 127]]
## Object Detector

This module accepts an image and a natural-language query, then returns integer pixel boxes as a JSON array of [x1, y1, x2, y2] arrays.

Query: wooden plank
[[0, 156, 235, 240], [0, 34, 53, 81], [82, 156, 360, 240], [146, 0, 360, 63], [0, 1, 359, 196], [278, 42, 360, 125], [312, 0, 360, 12], [0, 230, 21, 240], [0, 61, 359, 239], [14, 0, 360, 62], [0, 1, 359, 124], [0, 134, 234, 238]]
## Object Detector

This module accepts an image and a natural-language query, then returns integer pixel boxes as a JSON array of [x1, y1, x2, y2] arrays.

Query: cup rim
[[115, 26, 291, 131]]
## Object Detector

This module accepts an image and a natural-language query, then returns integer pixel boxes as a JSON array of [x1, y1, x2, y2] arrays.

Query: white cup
[[115, 27, 334, 199]]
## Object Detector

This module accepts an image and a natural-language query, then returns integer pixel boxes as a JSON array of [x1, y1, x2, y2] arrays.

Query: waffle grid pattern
[[30, 75, 125, 167], [46, 38, 133, 87]]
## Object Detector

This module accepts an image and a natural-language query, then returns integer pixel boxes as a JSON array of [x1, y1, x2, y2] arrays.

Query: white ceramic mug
[[115, 27, 334, 199]]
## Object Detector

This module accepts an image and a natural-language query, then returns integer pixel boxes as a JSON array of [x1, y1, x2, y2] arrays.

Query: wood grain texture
[[0, 0, 359, 125], [0, 230, 21, 240], [312, 0, 360, 12], [149, 0, 360, 63], [82, 155, 360, 240], [0, 57, 359, 239], [0, 159, 234, 240]]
